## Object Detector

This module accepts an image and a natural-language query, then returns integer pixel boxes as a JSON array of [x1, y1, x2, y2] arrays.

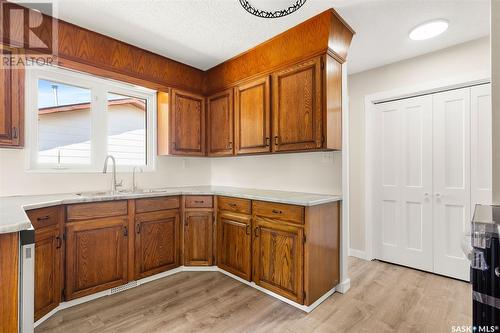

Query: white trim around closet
[[363, 70, 490, 261]]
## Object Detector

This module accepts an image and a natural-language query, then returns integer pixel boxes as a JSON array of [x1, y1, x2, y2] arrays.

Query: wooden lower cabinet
[[34, 226, 62, 321], [0, 232, 19, 333], [217, 211, 252, 281], [135, 210, 180, 279], [184, 211, 213, 266], [252, 216, 304, 304], [65, 216, 129, 300]]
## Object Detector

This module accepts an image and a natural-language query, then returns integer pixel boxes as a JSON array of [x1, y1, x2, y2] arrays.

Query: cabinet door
[[34, 226, 62, 321], [217, 212, 251, 281], [170, 89, 205, 156], [65, 217, 128, 300], [234, 76, 271, 154], [135, 210, 180, 279], [184, 211, 213, 266], [272, 57, 322, 152], [252, 217, 304, 304], [207, 89, 233, 156], [0, 48, 23, 147]]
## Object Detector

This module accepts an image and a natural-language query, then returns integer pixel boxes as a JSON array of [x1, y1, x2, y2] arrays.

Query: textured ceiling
[[20, 0, 490, 74]]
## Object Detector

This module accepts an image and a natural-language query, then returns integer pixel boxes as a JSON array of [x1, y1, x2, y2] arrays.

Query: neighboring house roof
[[38, 98, 146, 114]]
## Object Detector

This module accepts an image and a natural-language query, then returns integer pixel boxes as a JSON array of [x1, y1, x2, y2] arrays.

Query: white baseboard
[[348, 248, 368, 260], [34, 265, 343, 327], [336, 278, 351, 294]]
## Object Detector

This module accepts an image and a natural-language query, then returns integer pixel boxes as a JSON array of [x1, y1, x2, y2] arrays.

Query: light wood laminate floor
[[36, 257, 471, 333]]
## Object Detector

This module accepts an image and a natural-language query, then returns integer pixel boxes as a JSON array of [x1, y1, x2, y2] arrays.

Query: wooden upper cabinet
[[135, 210, 180, 279], [184, 211, 213, 266], [217, 211, 252, 281], [0, 47, 24, 147], [207, 89, 234, 156], [234, 76, 271, 155], [252, 217, 304, 304], [34, 225, 62, 321], [272, 56, 323, 152], [65, 217, 128, 300], [170, 89, 206, 156]]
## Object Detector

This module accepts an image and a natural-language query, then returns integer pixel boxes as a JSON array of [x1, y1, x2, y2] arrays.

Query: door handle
[[265, 137, 270, 146], [435, 193, 442, 199], [274, 136, 279, 146], [246, 224, 251, 235], [56, 236, 62, 249], [123, 226, 128, 237], [136, 223, 141, 234], [254, 226, 260, 238]]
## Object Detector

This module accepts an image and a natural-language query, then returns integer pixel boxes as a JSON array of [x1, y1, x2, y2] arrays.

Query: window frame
[[25, 64, 157, 173]]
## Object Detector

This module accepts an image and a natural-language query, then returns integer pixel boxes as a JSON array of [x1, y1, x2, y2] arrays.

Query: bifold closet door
[[432, 87, 471, 281], [374, 95, 434, 272]]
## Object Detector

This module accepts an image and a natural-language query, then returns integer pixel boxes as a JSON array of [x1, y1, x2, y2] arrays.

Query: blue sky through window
[[38, 80, 127, 109]]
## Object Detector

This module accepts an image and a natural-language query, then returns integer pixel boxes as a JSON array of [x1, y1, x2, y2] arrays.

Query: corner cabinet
[[207, 89, 234, 156], [135, 209, 180, 279], [271, 57, 323, 152], [169, 89, 206, 156], [234, 76, 271, 155], [184, 211, 213, 266], [0, 47, 24, 147]]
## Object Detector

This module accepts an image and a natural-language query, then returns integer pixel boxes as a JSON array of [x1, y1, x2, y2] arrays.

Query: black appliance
[[471, 205, 500, 327]]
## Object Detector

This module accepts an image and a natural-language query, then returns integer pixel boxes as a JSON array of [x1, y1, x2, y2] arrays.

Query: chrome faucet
[[132, 166, 143, 192], [103, 155, 122, 194]]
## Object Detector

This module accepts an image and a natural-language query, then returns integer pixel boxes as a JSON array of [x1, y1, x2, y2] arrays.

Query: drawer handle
[[246, 224, 250, 235], [229, 203, 237, 207], [272, 209, 283, 214], [194, 200, 204, 204], [37, 215, 50, 221]]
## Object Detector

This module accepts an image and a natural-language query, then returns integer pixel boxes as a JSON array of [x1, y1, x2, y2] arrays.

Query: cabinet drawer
[[185, 196, 213, 208], [218, 196, 251, 214], [252, 201, 304, 224], [135, 196, 179, 213], [66, 201, 128, 222], [27, 206, 60, 229]]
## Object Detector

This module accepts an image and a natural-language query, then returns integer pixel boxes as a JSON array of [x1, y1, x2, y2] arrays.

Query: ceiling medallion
[[239, 0, 307, 18]]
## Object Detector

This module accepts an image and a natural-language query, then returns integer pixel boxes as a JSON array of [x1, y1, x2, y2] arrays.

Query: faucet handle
[[116, 179, 124, 188]]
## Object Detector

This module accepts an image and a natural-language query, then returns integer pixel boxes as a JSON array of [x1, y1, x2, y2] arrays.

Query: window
[[27, 65, 156, 171]]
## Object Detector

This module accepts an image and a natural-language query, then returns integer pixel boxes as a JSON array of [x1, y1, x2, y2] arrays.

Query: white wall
[[492, 1, 500, 204], [0, 150, 211, 196], [210, 151, 342, 195], [348, 37, 490, 253]]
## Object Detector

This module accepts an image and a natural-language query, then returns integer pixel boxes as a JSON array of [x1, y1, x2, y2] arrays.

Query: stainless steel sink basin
[[139, 188, 170, 193], [75, 188, 170, 197]]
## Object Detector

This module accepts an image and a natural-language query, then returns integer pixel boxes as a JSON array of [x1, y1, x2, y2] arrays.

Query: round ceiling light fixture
[[239, 0, 307, 18], [409, 19, 449, 41]]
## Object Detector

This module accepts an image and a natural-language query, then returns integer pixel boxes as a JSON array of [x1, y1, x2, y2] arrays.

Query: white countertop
[[0, 186, 342, 234]]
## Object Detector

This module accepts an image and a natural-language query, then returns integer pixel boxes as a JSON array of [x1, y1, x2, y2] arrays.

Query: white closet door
[[375, 95, 433, 272], [432, 88, 471, 281], [471, 84, 492, 208]]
